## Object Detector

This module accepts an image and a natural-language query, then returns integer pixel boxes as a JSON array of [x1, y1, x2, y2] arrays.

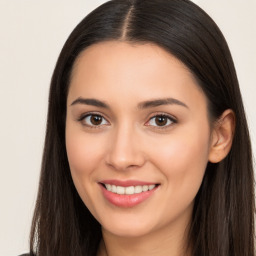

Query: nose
[[105, 124, 146, 171]]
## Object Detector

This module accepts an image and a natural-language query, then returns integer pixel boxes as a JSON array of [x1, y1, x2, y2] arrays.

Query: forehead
[[68, 41, 207, 112], [71, 41, 193, 82]]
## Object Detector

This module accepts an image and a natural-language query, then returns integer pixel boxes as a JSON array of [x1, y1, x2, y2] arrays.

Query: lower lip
[[100, 185, 158, 208]]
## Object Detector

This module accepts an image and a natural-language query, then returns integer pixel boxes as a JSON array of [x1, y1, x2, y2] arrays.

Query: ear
[[208, 109, 235, 163]]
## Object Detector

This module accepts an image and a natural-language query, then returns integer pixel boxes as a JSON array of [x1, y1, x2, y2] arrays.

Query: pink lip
[[99, 180, 159, 208]]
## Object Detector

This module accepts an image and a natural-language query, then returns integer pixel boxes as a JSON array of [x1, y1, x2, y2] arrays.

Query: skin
[[65, 41, 234, 256]]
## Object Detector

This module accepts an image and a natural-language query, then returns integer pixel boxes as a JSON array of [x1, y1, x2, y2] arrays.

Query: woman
[[23, 0, 255, 255]]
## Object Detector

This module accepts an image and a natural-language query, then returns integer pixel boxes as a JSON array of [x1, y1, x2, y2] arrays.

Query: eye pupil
[[156, 116, 168, 126], [90, 115, 102, 125]]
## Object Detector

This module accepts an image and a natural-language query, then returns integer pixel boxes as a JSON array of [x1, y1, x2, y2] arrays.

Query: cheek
[[65, 125, 106, 203], [65, 128, 106, 218], [151, 126, 210, 201], [66, 127, 104, 177]]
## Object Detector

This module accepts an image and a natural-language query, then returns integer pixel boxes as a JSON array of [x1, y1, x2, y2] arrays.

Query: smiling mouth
[[99, 181, 160, 207], [101, 183, 158, 195]]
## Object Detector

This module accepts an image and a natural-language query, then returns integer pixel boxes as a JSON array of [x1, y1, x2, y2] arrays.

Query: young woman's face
[[66, 41, 213, 238]]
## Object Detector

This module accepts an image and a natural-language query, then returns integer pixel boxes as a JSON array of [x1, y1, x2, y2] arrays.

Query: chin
[[100, 213, 158, 238], [103, 223, 154, 238]]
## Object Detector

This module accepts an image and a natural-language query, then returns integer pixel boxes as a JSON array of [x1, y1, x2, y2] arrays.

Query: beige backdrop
[[0, 0, 255, 255]]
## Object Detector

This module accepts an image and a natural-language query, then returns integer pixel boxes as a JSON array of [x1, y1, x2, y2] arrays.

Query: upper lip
[[99, 179, 159, 187]]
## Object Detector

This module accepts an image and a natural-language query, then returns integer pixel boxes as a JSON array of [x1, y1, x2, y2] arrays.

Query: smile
[[99, 180, 159, 207], [104, 184, 156, 195]]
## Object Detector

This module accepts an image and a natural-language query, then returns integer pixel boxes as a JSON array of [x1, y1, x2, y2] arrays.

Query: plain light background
[[0, 1, 255, 255]]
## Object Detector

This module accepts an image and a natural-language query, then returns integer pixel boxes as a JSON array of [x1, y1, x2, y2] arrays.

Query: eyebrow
[[138, 98, 188, 109], [70, 97, 109, 108], [70, 97, 188, 109]]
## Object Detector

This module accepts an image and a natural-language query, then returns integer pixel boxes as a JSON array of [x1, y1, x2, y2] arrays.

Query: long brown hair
[[30, 0, 255, 255]]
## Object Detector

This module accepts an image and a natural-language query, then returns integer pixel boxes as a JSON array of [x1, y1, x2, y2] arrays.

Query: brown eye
[[82, 114, 108, 126], [147, 115, 175, 127], [155, 116, 168, 126], [90, 115, 103, 125]]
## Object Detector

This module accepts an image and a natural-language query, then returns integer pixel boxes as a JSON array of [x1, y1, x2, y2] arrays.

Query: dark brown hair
[[29, 0, 255, 255]]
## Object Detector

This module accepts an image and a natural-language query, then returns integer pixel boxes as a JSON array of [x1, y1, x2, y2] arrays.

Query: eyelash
[[78, 112, 110, 128], [78, 112, 177, 129], [145, 113, 177, 128]]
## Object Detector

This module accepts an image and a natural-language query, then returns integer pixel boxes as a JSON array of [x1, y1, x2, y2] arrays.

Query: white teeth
[[116, 186, 125, 194], [142, 185, 148, 192], [134, 185, 143, 193], [112, 185, 117, 193], [106, 184, 112, 191], [125, 186, 135, 195], [149, 184, 155, 190], [104, 184, 156, 195]]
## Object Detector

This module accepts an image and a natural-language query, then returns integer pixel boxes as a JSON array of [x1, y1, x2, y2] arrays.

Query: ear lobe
[[208, 109, 235, 163]]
